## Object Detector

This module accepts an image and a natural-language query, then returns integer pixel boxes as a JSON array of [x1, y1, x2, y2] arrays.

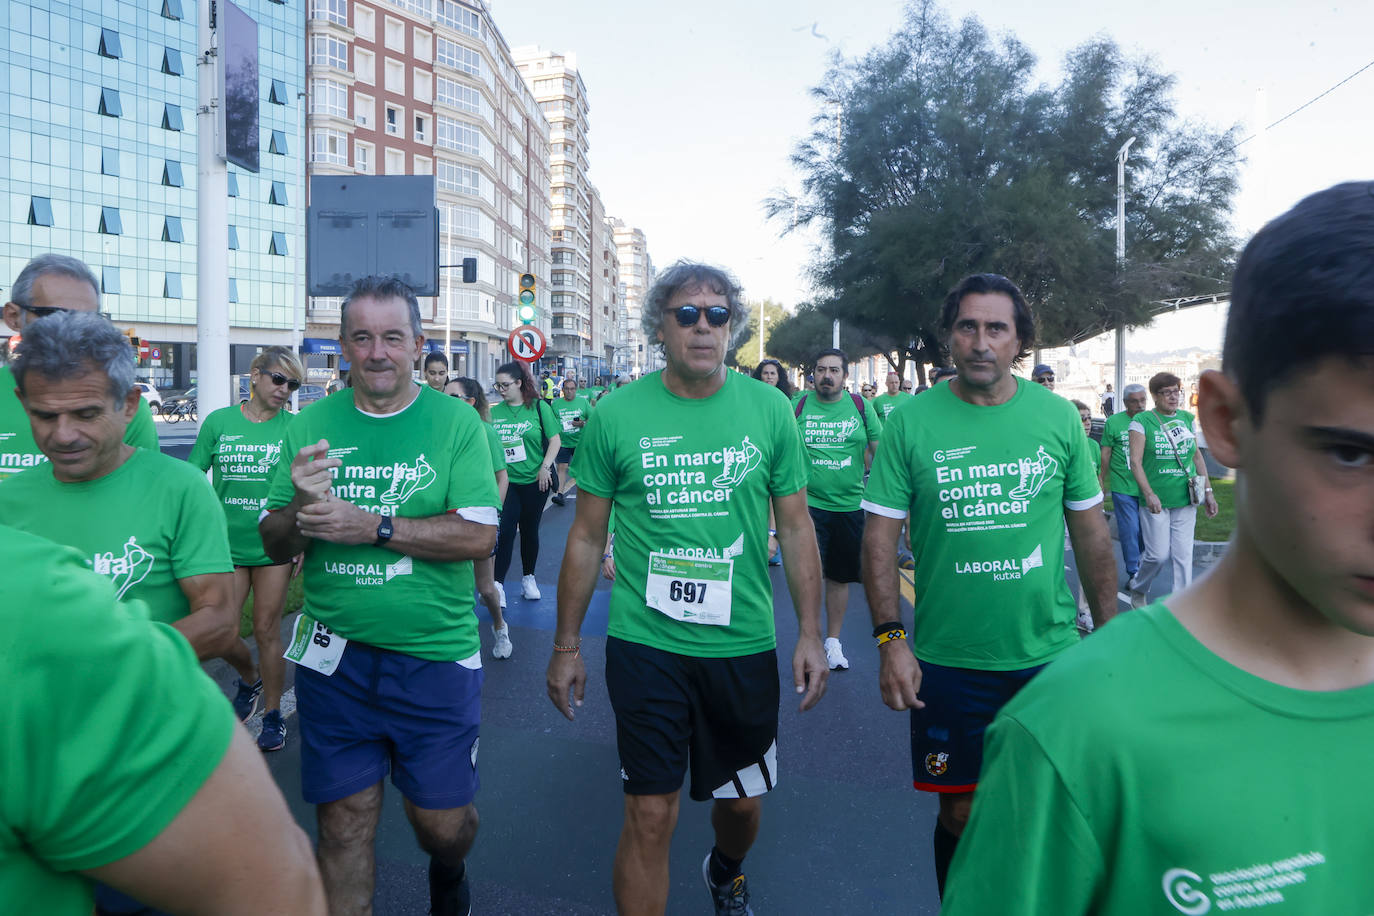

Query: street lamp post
[[1114, 136, 1136, 400]]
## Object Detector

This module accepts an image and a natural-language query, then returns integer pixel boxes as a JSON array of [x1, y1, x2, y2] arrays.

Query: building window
[[164, 273, 183, 299], [311, 128, 348, 164], [228, 226, 239, 249], [384, 17, 405, 51], [269, 79, 288, 104], [439, 203, 480, 239], [269, 181, 288, 205], [27, 196, 54, 227], [311, 35, 348, 70], [385, 58, 406, 94], [269, 130, 288, 155], [385, 104, 403, 137], [162, 0, 184, 20], [163, 216, 184, 242], [436, 117, 479, 155], [270, 232, 289, 256], [413, 155, 432, 175], [311, 79, 348, 118], [163, 160, 184, 187], [354, 91, 374, 129], [228, 278, 239, 303], [414, 31, 432, 63], [436, 160, 479, 196], [98, 207, 124, 234], [354, 48, 375, 85], [414, 70, 432, 104], [435, 1, 481, 38], [308, 0, 346, 24], [435, 77, 480, 114], [103, 267, 120, 295], [98, 88, 122, 117], [354, 141, 374, 174], [162, 103, 184, 131], [162, 48, 184, 76], [101, 147, 119, 176], [98, 28, 122, 59], [384, 148, 406, 174], [414, 113, 430, 143], [354, 5, 375, 40], [227, 172, 239, 197], [435, 38, 480, 77]]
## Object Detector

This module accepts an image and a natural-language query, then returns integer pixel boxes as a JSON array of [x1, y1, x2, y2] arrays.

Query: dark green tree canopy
[[768, 0, 1240, 371]]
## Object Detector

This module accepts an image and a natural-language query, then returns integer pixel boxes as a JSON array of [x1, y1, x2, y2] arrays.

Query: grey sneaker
[[702, 854, 754, 915], [492, 623, 513, 659]]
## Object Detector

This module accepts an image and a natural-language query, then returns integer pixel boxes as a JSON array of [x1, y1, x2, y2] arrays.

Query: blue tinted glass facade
[[0, 0, 304, 335]]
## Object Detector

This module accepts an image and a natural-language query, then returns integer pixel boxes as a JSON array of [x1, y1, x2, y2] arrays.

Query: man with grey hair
[[1099, 383, 1149, 582], [260, 275, 499, 916], [548, 260, 828, 915], [2, 253, 156, 479]]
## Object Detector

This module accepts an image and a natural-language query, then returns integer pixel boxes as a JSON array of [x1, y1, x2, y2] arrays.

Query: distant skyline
[[497, 0, 1373, 338]]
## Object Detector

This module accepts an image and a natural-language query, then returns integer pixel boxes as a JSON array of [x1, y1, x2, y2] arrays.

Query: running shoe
[[767, 546, 782, 567], [521, 574, 541, 600], [428, 859, 471, 916], [258, 709, 287, 751], [495, 581, 506, 608], [232, 677, 263, 722], [1127, 577, 1148, 609], [1075, 607, 1095, 635], [897, 552, 915, 571], [824, 637, 850, 671], [493, 623, 513, 659], [702, 853, 754, 916], [551, 491, 566, 506]]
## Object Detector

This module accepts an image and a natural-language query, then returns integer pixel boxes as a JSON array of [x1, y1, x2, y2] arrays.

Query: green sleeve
[[767, 394, 809, 498], [125, 399, 159, 451], [485, 424, 506, 473], [445, 413, 499, 511], [864, 402, 883, 442], [538, 400, 561, 441], [3, 529, 236, 872], [569, 406, 614, 499], [265, 421, 300, 510], [941, 716, 1104, 915], [1062, 407, 1103, 508], [186, 411, 218, 471], [170, 465, 234, 578], [862, 408, 913, 515]]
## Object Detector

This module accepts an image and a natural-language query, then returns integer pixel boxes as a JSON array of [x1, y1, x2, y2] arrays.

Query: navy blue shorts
[[910, 660, 1044, 793], [556, 445, 576, 464], [294, 641, 483, 809]]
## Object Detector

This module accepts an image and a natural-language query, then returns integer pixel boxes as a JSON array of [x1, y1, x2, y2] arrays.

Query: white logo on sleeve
[[1163, 869, 1211, 915]]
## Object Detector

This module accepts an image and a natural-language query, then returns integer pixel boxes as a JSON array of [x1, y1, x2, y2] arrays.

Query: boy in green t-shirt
[[944, 182, 1374, 914]]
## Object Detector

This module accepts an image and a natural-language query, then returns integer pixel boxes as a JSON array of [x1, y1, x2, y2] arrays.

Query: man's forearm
[[775, 522, 823, 639], [1067, 511, 1118, 626], [173, 605, 238, 661], [384, 513, 496, 562], [554, 530, 602, 643], [260, 500, 309, 562], [861, 517, 904, 627]]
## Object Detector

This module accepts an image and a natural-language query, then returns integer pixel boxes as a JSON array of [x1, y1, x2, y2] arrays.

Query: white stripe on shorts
[[712, 740, 778, 799]]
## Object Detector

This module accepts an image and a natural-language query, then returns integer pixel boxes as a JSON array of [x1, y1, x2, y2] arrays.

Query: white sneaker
[[824, 637, 849, 670], [1126, 578, 1148, 609], [495, 581, 506, 609], [492, 624, 513, 659], [521, 574, 541, 600], [1075, 607, 1095, 634]]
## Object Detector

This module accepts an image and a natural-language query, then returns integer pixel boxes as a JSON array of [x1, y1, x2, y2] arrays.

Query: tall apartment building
[[305, 0, 550, 383], [510, 46, 592, 376], [586, 188, 623, 383], [0, 0, 305, 389], [609, 219, 655, 374]]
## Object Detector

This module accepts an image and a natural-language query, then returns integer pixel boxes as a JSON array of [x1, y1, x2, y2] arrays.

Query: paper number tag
[[561, 415, 577, 432], [645, 552, 734, 626], [283, 613, 348, 675], [504, 442, 527, 464]]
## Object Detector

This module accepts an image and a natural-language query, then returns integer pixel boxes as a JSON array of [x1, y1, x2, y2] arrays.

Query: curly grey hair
[[9, 253, 100, 308], [641, 261, 750, 355], [11, 310, 134, 403]]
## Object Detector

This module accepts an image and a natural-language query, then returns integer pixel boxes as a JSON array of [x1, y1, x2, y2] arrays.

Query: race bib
[[561, 414, 577, 432], [645, 552, 733, 626], [283, 613, 348, 675], [504, 442, 527, 464]]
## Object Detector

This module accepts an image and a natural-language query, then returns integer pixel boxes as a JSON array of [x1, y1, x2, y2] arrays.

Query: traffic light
[[124, 327, 142, 355], [517, 272, 537, 325]]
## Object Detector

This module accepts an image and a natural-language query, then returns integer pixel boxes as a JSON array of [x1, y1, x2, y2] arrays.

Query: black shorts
[[556, 445, 576, 464], [605, 636, 780, 801], [909, 660, 1044, 793], [808, 506, 865, 583]]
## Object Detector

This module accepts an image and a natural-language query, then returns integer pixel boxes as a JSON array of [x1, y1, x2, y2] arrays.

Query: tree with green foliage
[[768, 0, 1240, 379], [726, 299, 791, 369]]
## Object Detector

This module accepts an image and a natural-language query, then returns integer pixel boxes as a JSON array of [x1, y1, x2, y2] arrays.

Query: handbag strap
[[1151, 410, 1195, 475]]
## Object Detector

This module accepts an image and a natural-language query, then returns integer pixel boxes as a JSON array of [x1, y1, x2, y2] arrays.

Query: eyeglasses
[[18, 304, 112, 320], [263, 372, 301, 390], [1035, 375, 1056, 383], [664, 305, 731, 328], [493, 381, 515, 391], [1157, 387, 1182, 397]]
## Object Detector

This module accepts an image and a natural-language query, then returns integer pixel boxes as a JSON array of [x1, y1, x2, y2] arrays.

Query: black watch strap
[[374, 516, 394, 547]]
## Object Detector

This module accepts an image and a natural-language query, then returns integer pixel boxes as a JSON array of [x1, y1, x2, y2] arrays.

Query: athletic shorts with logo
[[294, 641, 482, 808], [910, 660, 1044, 792], [605, 636, 780, 801], [808, 506, 864, 583]]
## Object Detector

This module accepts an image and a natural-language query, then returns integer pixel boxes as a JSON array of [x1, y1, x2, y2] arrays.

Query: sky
[[495, 0, 1374, 342]]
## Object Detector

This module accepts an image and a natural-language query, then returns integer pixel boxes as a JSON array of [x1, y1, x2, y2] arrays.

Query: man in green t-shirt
[[860, 273, 1118, 901], [1, 523, 327, 915], [943, 181, 1374, 916], [795, 347, 883, 670], [261, 276, 499, 916], [548, 261, 827, 916], [1, 254, 156, 481], [871, 371, 913, 422], [1099, 383, 1148, 581], [550, 377, 592, 506]]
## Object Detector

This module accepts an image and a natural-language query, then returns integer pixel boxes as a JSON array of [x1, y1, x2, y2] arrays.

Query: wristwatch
[[374, 516, 394, 547]]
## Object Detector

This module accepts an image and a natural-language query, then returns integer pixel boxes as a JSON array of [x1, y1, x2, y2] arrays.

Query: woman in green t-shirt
[[489, 361, 561, 603], [1126, 372, 1219, 607], [445, 376, 513, 659], [188, 345, 303, 751]]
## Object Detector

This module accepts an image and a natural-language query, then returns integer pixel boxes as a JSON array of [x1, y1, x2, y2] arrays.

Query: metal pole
[[196, 0, 230, 416], [758, 300, 765, 363], [1114, 136, 1136, 400], [832, 318, 839, 349]]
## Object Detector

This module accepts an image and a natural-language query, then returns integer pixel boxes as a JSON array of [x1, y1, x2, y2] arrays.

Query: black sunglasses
[[665, 305, 731, 328], [266, 372, 301, 391]]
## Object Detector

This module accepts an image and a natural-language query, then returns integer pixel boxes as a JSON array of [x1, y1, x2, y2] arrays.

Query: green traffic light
[[518, 304, 536, 323]]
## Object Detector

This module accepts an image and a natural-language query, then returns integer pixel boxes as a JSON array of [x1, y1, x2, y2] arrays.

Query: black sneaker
[[258, 709, 287, 751], [428, 859, 471, 916], [551, 491, 566, 506], [702, 853, 754, 915], [232, 678, 263, 721]]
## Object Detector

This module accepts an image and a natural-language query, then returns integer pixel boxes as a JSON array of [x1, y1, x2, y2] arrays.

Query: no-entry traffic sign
[[507, 326, 547, 362]]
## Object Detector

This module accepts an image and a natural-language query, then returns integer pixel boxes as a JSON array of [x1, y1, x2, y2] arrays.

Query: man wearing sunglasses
[[2, 254, 157, 480], [549, 260, 827, 915]]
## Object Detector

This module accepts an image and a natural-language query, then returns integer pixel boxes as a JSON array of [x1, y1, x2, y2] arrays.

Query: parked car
[[134, 382, 163, 414], [161, 387, 197, 423]]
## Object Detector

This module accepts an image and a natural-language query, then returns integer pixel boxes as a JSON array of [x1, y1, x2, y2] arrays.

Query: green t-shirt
[[0, 448, 232, 624], [490, 398, 561, 484], [188, 404, 294, 565], [551, 396, 593, 449], [1100, 411, 1140, 497], [265, 386, 499, 661], [1129, 409, 1199, 508], [571, 371, 809, 657], [862, 379, 1102, 669], [943, 603, 1374, 915], [0, 366, 158, 481], [871, 390, 914, 421], [0, 525, 236, 915], [795, 393, 883, 512]]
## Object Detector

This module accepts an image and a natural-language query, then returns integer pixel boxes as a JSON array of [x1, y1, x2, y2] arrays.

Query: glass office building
[[0, 0, 304, 388]]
